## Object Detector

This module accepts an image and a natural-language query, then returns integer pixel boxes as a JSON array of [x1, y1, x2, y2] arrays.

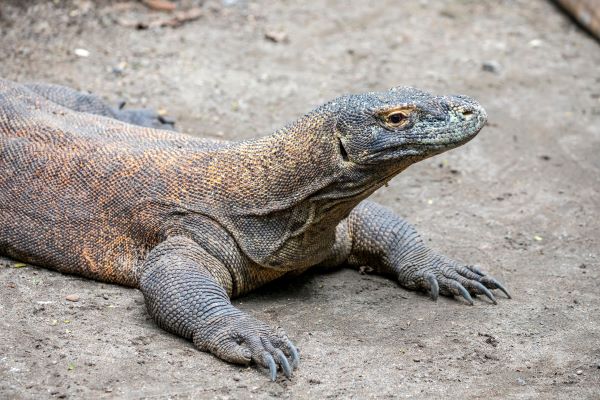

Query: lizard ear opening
[[338, 137, 349, 162]]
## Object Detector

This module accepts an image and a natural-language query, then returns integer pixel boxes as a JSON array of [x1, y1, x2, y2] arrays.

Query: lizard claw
[[471, 281, 497, 304], [248, 332, 299, 381], [287, 341, 300, 368], [464, 265, 511, 299], [275, 349, 293, 378], [263, 352, 277, 381], [426, 273, 439, 301], [484, 276, 511, 299], [450, 280, 474, 305]]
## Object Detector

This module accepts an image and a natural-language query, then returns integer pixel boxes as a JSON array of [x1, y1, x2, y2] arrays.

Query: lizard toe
[[414, 273, 440, 301], [259, 351, 278, 381], [479, 275, 511, 299], [269, 328, 300, 368], [259, 337, 293, 379], [192, 313, 298, 381], [438, 278, 474, 305], [402, 254, 510, 304], [446, 272, 497, 304], [218, 341, 253, 365], [460, 265, 511, 299], [425, 273, 440, 301], [193, 332, 252, 365], [243, 333, 297, 381]]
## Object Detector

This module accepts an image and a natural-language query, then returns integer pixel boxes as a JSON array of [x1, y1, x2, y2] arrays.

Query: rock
[[33, 305, 45, 314], [516, 377, 526, 385], [482, 61, 501, 73], [264, 30, 288, 43], [74, 48, 90, 58], [528, 39, 543, 48], [141, 0, 177, 12], [65, 294, 80, 302]]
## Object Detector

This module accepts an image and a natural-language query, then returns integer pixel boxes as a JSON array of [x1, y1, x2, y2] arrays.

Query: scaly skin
[[0, 79, 509, 381], [555, 0, 600, 41]]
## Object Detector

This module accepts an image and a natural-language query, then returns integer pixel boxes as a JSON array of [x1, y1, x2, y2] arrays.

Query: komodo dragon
[[0, 79, 509, 380]]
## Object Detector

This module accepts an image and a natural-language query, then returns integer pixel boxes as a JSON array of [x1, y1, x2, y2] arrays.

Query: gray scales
[[0, 79, 509, 380]]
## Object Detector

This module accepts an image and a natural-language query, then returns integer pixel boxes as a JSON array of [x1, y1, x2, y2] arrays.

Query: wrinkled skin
[[0, 80, 509, 381]]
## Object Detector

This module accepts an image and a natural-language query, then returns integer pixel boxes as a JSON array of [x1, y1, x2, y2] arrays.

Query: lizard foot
[[193, 313, 299, 381], [397, 254, 510, 305], [115, 102, 176, 130]]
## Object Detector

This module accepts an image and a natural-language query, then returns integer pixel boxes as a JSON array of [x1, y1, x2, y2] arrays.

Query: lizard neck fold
[[188, 109, 405, 270]]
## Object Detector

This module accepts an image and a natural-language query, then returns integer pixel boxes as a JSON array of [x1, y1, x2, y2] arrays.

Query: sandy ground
[[1, 0, 599, 399]]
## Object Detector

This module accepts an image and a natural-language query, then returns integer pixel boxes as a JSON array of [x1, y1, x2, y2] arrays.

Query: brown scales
[[0, 79, 510, 381]]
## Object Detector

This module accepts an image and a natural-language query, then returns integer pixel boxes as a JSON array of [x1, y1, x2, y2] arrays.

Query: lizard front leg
[[321, 201, 510, 304], [138, 236, 299, 380]]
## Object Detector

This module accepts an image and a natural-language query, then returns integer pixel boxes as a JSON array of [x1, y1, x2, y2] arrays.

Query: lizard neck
[[218, 110, 343, 215], [196, 110, 403, 270]]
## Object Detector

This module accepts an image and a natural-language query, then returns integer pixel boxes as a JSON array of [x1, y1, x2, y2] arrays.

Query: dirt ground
[[1, 0, 599, 398]]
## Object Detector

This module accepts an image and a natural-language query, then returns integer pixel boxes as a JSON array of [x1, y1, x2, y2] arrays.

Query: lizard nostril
[[461, 109, 474, 120]]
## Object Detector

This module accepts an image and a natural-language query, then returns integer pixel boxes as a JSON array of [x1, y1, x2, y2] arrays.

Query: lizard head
[[331, 87, 487, 167]]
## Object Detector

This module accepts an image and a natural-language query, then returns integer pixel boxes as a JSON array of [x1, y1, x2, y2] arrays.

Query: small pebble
[[482, 60, 501, 73], [576, 369, 583, 375], [264, 30, 288, 43], [74, 48, 90, 58], [65, 294, 80, 302], [528, 39, 543, 48]]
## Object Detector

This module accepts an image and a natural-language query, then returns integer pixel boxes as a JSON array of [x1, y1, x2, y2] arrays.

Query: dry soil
[[0, 1, 599, 399]]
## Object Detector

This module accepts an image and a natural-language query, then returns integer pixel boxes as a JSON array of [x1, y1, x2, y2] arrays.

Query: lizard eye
[[387, 112, 405, 125], [383, 111, 409, 128]]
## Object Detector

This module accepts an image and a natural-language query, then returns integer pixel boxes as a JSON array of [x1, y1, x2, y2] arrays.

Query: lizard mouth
[[360, 137, 474, 165], [360, 111, 487, 165]]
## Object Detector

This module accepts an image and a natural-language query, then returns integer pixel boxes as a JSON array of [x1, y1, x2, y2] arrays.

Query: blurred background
[[0, 1, 599, 398]]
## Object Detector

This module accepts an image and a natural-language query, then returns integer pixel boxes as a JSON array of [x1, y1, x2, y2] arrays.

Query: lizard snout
[[447, 95, 487, 124]]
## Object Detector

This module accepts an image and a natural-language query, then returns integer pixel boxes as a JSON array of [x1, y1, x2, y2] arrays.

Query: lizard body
[[0, 79, 509, 380], [555, 0, 600, 41]]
